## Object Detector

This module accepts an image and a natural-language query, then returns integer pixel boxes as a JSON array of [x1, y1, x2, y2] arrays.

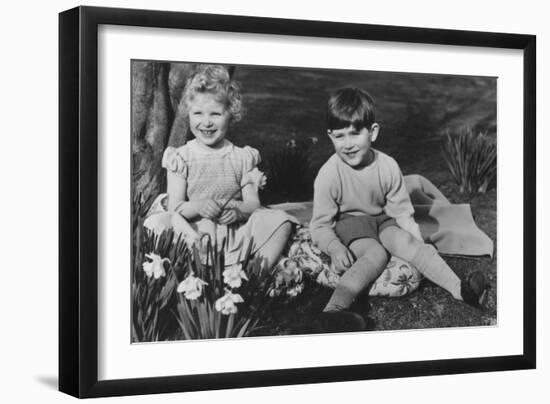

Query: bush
[[441, 130, 496, 194], [263, 137, 317, 202]]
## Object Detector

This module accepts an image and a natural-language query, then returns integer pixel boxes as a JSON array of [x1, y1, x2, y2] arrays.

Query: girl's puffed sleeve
[[239, 146, 262, 188], [162, 146, 187, 178], [241, 146, 261, 172]]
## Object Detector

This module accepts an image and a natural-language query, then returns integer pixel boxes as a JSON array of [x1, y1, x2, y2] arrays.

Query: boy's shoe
[[349, 293, 371, 314], [312, 310, 373, 333], [460, 271, 489, 308]]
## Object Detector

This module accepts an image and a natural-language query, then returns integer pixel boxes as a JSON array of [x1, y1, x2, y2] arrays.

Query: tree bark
[[132, 62, 169, 198], [132, 62, 235, 199]]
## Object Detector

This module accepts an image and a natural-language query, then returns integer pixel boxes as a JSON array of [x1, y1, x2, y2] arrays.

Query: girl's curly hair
[[183, 64, 242, 122]]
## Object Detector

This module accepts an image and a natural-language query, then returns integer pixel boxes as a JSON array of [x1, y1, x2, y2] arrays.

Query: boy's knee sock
[[410, 244, 462, 300], [324, 256, 383, 312]]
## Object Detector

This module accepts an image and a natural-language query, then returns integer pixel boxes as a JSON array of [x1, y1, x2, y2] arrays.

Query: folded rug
[[269, 174, 494, 258]]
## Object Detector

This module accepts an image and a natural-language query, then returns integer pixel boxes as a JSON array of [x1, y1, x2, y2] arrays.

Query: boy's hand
[[327, 240, 355, 273], [199, 200, 222, 220], [218, 208, 243, 225]]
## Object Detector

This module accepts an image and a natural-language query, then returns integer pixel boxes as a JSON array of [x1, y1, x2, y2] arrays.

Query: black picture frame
[[59, 5, 536, 398]]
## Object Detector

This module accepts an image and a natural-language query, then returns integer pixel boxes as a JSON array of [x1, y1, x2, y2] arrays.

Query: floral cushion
[[272, 226, 423, 298]]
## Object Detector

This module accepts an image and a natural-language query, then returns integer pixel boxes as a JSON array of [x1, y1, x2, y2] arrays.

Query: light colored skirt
[[143, 194, 299, 265]]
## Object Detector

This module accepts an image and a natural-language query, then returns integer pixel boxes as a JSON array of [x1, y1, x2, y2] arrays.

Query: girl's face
[[188, 93, 231, 149]]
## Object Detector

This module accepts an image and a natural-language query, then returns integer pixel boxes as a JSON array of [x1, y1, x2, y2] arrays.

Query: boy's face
[[328, 124, 379, 168]]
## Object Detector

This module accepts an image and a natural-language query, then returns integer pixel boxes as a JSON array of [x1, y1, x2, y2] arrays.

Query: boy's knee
[[395, 230, 419, 252], [361, 239, 388, 268]]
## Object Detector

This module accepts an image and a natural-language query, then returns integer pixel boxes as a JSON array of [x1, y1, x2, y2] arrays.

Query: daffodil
[[220, 168, 267, 212], [177, 274, 208, 300], [241, 167, 267, 191], [222, 264, 248, 288], [142, 253, 169, 279], [214, 291, 244, 315]]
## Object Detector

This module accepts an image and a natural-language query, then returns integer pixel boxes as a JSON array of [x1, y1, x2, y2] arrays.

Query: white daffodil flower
[[142, 253, 169, 279], [222, 264, 248, 288], [215, 292, 244, 315], [177, 274, 208, 300], [241, 167, 267, 190]]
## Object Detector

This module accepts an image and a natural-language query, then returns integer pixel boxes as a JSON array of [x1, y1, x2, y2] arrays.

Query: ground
[[229, 65, 497, 332]]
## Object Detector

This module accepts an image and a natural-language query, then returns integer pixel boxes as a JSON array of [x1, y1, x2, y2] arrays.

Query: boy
[[310, 87, 487, 332]]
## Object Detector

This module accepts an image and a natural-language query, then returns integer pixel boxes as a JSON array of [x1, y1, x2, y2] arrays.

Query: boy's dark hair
[[327, 87, 376, 131]]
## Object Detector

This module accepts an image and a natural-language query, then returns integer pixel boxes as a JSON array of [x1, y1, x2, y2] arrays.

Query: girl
[[146, 64, 297, 268]]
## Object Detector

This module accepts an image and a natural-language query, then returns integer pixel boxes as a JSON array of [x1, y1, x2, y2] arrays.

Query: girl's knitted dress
[[144, 139, 298, 265]]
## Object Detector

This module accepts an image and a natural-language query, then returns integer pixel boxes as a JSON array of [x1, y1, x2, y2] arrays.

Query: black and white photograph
[[50, 2, 539, 401], [131, 61, 497, 342]]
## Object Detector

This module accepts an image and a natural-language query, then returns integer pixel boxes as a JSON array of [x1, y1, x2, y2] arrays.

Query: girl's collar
[[189, 138, 234, 155]]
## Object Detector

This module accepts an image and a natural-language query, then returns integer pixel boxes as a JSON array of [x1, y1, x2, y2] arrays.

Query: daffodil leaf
[[236, 318, 252, 338], [225, 314, 235, 338], [215, 310, 222, 339], [242, 238, 254, 266], [181, 300, 198, 331], [197, 302, 210, 339], [175, 304, 194, 339]]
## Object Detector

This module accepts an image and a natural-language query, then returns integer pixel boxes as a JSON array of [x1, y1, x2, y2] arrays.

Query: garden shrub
[[263, 137, 317, 202], [441, 129, 496, 194]]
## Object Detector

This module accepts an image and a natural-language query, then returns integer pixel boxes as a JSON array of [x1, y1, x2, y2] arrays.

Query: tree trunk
[[132, 62, 236, 200], [132, 62, 192, 198]]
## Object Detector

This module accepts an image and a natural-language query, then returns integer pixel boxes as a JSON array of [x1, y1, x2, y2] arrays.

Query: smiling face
[[188, 93, 231, 149], [328, 124, 379, 168]]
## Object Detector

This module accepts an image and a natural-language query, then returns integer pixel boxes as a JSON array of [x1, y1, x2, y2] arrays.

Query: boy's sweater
[[310, 149, 417, 254]]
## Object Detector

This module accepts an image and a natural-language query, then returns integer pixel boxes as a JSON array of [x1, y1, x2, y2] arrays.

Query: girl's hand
[[218, 208, 243, 225], [199, 200, 222, 220], [327, 240, 355, 273]]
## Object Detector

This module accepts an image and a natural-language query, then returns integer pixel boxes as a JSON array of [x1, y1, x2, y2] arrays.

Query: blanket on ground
[[269, 174, 494, 258], [268, 174, 494, 298]]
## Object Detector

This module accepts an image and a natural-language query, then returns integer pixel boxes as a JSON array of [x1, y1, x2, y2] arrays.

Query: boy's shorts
[[334, 213, 397, 246]]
